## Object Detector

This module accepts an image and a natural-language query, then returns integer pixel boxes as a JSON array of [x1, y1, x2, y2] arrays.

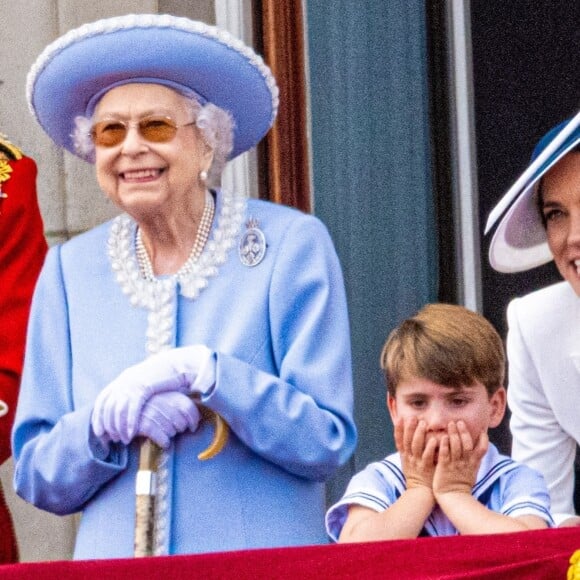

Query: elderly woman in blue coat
[[485, 111, 580, 527], [12, 14, 357, 559]]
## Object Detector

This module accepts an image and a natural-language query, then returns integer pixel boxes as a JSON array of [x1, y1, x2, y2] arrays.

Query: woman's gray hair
[[72, 94, 234, 188], [193, 100, 234, 186]]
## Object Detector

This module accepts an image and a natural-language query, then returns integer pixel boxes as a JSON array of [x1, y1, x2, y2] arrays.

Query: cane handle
[[198, 408, 229, 460]]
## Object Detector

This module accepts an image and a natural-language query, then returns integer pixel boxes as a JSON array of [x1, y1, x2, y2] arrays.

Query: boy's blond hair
[[380, 303, 505, 397]]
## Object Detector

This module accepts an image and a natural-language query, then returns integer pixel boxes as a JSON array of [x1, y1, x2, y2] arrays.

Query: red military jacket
[[0, 137, 47, 562]]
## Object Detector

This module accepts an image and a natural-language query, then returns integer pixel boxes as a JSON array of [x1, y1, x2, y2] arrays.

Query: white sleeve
[[325, 460, 400, 541], [506, 297, 576, 520]]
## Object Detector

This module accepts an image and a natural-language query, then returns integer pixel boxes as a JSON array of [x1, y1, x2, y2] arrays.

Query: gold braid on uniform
[[0, 133, 24, 212], [0, 133, 23, 161]]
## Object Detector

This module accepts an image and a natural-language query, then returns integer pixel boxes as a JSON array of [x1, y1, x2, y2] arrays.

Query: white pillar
[[215, 0, 259, 198]]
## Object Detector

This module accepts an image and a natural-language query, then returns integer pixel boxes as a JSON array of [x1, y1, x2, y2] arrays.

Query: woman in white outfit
[[486, 110, 580, 526]]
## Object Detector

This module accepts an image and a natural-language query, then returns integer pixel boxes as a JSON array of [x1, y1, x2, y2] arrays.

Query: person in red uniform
[[0, 134, 47, 563]]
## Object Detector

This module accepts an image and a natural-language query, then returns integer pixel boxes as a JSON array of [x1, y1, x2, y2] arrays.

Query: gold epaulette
[[0, 134, 24, 207], [0, 133, 24, 161]]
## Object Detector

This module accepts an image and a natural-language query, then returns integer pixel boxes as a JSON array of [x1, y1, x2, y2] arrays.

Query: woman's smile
[[119, 168, 166, 181]]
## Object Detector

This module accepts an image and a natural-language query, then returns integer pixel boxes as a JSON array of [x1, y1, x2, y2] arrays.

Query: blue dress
[[12, 189, 357, 559]]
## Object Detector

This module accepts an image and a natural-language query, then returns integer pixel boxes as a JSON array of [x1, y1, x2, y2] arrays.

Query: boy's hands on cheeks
[[395, 416, 437, 492], [432, 421, 487, 497]]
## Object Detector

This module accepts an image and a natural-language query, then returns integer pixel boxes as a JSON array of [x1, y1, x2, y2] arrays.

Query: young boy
[[326, 303, 553, 542]]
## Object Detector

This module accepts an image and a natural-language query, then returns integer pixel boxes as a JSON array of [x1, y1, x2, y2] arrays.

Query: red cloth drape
[[1, 527, 580, 578]]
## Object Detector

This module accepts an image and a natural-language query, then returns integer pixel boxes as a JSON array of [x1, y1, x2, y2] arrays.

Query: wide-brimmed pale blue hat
[[26, 13, 279, 160], [485, 110, 580, 273]]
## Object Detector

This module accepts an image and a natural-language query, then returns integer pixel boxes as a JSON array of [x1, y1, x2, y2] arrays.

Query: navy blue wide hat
[[485, 110, 580, 273], [26, 13, 279, 160]]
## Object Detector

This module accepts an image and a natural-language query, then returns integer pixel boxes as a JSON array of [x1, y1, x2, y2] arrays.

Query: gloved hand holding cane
[[91, 344, 216, 445]]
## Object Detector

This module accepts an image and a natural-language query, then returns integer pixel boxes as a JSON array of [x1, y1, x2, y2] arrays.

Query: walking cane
[[134, 408, 229, 557]]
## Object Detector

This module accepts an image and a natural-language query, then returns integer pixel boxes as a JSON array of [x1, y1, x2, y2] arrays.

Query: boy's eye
[[409, 400, 426, 409], [450, 398, 468, 407]]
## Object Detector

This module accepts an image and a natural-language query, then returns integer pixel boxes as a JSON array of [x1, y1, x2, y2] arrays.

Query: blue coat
[[12, 191, 357, 559]]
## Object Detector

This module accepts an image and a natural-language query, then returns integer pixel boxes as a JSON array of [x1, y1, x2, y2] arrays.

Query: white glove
[[136, 391, 201, 449], [91, 345, 216, 444]]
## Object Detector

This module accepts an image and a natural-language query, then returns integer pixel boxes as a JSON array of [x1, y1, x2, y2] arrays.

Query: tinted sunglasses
[[90, 115, 196, 148]]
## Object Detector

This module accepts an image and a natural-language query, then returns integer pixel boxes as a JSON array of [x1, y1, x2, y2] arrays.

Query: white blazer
[[507, 281, 580, 523]]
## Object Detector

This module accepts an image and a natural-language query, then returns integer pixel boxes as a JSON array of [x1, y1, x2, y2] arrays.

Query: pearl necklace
[[135, 190, 215, 281]]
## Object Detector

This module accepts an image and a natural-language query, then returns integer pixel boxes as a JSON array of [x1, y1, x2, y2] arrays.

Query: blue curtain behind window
[[305, 1, 439, 504]]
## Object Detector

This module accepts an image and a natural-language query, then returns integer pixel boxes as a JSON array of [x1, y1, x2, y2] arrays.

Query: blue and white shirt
[[326, 443, 553, 541]]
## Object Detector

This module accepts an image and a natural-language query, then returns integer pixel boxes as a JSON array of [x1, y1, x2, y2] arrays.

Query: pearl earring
[[199, 170, 208, 183]]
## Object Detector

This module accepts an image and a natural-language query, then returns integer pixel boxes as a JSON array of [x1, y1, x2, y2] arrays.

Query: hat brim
[[488, 182, 552, 273], [487, 112, 580, 273], [27, 14, 279, 160]]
